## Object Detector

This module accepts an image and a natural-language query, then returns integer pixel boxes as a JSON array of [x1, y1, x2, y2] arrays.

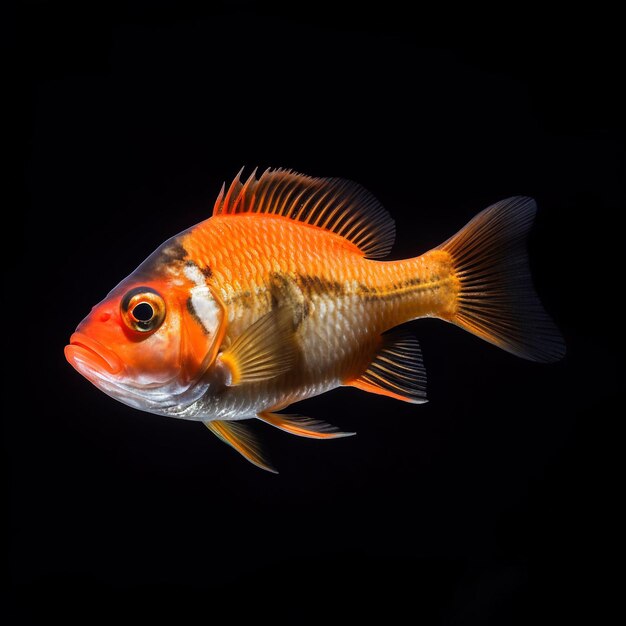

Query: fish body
[[175, 214, 450, 419], [65, 169, 564, 471]]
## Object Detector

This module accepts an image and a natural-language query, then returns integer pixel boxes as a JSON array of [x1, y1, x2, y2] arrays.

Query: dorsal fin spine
[[338, 212, 364, 239], [316, 188, 347, 228], [344, 215, 368, 240], [317, 198, 341, 229], [276, 177, 300, 216], [355, 222, 379, 249], [225, 167, 245, 210], [292, 182, 315, 221], [212, 182, 225, 214], [250, 168, 270, 214], [233, 168, 257, 213], [277, 181, 296, 217], [211, 168, 395, 259], [284, 185, 306, 218], [264, 176, 284, 216], [303, 194, 318, 223], [289, 189, 307, 221]]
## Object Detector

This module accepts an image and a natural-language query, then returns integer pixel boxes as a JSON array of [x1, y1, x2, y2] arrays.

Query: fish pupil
[[132, 302, 154, 322]]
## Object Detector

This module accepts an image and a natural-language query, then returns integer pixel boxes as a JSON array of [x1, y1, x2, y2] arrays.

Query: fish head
[[65, 254, 225, 415]]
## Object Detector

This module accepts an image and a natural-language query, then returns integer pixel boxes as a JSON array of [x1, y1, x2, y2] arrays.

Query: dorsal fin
[[212, 168, 396, 259]]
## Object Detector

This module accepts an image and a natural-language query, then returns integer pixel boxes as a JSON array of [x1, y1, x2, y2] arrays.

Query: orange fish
[[65, 169, 565, 471]]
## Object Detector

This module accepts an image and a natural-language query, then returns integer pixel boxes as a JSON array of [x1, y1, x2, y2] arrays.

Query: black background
[[10, 2, 623, 624]]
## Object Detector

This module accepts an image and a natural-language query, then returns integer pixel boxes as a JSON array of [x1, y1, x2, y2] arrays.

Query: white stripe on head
[[184, 263, 220, 334]]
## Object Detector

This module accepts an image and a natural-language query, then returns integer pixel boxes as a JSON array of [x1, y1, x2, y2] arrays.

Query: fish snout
[[65, 332, 124, 375]]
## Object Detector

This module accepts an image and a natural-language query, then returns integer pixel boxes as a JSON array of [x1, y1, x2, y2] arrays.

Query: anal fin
[[347, 330, 427, 404], [204, 419, 277, 473], [258, 412, 355, 439]]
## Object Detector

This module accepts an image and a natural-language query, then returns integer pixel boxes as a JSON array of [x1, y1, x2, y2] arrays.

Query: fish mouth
[[65, 332, 123, 375]]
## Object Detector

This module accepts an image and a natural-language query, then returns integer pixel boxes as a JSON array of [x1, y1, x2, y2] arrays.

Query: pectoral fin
[[258, 412, 355, 439], [218, 308, 296, 385], [204, 419, 277, 473], [347, 330, 427, 404]]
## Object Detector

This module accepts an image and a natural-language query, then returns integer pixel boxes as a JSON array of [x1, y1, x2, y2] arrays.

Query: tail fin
[[438, 197, 565, 362]]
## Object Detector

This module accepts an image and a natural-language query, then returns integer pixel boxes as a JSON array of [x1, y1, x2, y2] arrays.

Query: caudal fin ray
[[438, 196, 565, 363]]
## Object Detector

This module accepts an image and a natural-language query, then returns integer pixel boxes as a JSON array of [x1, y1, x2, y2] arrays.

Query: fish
[[65, 168, 565, 472]]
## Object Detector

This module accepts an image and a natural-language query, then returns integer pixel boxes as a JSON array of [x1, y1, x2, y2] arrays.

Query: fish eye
[[132, 302, 154, 322], [121, 287, 166, 333]]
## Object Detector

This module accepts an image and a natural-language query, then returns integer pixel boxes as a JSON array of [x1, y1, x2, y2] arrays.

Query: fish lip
[[65, 332, 123, 375]]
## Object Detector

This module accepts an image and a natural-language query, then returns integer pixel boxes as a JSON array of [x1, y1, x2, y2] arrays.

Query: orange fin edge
[[204, 420, 278, 473], [348, 378, 425, 404], [345, 330, 428, 404], [258, 412, 355, 439]]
